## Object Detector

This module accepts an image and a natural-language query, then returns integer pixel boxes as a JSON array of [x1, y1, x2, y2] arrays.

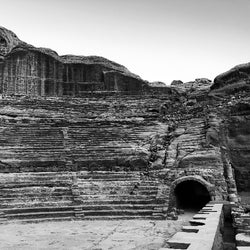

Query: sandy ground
[[0, 214, 192, 250]]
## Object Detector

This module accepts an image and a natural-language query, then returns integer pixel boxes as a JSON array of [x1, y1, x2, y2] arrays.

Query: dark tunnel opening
[[174, 180, 211, 210]]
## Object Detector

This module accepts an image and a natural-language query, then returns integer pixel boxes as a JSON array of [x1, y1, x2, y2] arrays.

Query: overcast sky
[[1, 0, 250, 84]]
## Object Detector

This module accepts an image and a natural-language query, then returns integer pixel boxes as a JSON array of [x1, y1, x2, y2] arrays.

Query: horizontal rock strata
[[0, 26, 249, 229]]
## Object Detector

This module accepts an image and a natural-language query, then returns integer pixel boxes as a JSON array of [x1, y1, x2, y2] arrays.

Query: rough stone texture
[[148, 81, 167, 87], [3, 45, 63, 96], [0, 88, 232, 222], [236, 233, 250, 247], [0, 26, 23, 56], [210, 63, 250, 249], [224, 102, 250, 192], [0, 27, 172, 97], [0, 27, 249, 243], [0, 95, 173, 221], [212, 62, 250, 95]]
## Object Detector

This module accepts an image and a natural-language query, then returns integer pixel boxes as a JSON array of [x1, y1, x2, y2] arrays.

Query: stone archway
[[169, 175, 215, 211]]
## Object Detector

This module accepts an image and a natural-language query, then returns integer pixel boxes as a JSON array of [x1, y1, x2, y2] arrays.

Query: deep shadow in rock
[[174, 180, 211, 211]]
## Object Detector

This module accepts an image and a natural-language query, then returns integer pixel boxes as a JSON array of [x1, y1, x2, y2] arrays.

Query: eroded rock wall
[[0, 27, 173, 97], [223, 102, 250, 192], [0, 26, 22, 56], [149, 89, 229, 207], [2, 47, 63, 96], [212, 62, 250, 96], [0, 26, 249, 221], [0, 95, 171, 172]]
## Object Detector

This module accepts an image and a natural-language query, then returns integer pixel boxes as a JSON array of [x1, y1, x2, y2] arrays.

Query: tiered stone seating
[[0, 125, 66, 172], [0, 171, 166, 222], [66, 123, 153, 168], [0, 95, 167, 171], [0, 172, 75, 222], [74, 171, 166, 219], [0, 95, 171, 222]]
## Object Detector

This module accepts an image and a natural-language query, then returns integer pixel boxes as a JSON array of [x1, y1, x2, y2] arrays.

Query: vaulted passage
[[174, 180, 211, 210]]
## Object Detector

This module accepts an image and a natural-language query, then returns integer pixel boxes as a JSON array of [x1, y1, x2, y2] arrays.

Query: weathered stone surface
[[0, 28, 249, 248], [0, 27, 23, 56], [236, 233, 250, 246], [171, 80, 183, 86], [148, 81, 167, 87], [212, 62, 250, 94], [0, 27, 173, 97], [3, 44, 63, 96], [225, 109, 250, 192]]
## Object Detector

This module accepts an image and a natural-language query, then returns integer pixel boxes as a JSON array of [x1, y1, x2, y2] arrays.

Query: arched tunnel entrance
[[174, 180, 211, 210]]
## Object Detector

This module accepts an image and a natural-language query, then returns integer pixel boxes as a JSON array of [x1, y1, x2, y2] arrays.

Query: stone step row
[[0, 201, 73, 208], [1, 203, 165, 214], [0, 172, 142, 178], [13, 133, 147, 138], [76, 183, 158, 188], [67, 130, 151, 136], [0, 191, 159, 202], [3, 209, 161, 220], [0, 190, 72, 197], [0, 193, 161, 204], [0, 197, 164, 209], [0, 180, 149, 187], [0, 172, 142, 179], [6, 214, 165, 223], [0, 187, 158, 197], [0, 178, 146, 183], [0, 147, 138, 154], [0, 196, 164, 206], [2, 125, 152, 131]]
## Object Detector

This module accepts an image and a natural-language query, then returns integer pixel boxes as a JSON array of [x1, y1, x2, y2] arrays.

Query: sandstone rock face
[[224, 101, 250, 192], [170, 78, 213, 102], [148, 81, 167, 87], [0, 27, 172, 97], [0, 94, 173, 221], [0, 27, 249, 226], [170, 80, 183, 86], [0, 27, 23, 56], [212, 62, 250, 94], [3, 45, 63, 96], [211, 63, 250, 193]]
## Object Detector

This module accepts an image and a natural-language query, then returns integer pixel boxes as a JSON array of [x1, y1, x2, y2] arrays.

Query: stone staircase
[[74, 171, 166, 220], [65, 123, 153, 169], [0, 95, 170, 222], [0, 124, 67, 172], [0, 171, 166, 222], [0, 95, 167, 172], [0, 172, 74, 222]]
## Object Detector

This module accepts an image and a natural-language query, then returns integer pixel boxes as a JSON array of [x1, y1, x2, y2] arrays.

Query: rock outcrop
[[0, 27, 171, 97], [212, 62, 250, 94], [0, 27, 23, 56], [0, 27, 249, 232]]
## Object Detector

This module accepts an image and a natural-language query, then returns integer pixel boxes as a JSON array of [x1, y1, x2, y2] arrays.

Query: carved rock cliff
[[0, 27, 248, 227], [0, 27, 172, 97]]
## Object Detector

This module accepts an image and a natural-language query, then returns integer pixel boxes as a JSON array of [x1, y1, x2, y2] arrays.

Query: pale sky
[[1, 0, 250, 84]]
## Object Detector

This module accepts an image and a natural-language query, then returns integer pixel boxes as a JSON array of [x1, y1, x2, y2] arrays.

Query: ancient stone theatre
[[0, 27, 249, 244]]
